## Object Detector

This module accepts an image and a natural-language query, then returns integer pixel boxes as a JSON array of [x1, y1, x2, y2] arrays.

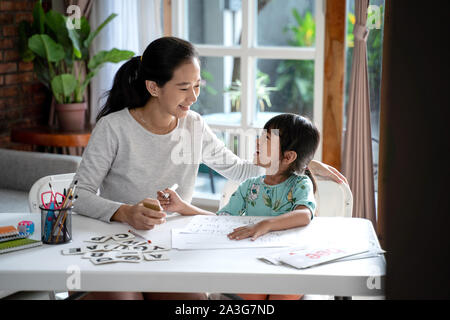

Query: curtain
[[89, 0, 163, 124], [342, 0, 376, 229]]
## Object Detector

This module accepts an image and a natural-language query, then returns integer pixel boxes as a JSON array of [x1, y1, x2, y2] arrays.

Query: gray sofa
[[0, 148, 81, 213], [0, 148, 81, 299]]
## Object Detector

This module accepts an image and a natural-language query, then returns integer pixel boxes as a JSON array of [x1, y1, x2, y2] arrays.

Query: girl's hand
[[309, 160, 349, 185], [227, 220, 272, 241], [157, 188, 188, 214]]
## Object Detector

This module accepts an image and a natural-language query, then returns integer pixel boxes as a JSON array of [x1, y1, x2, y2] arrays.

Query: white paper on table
[[180, 215, 312, 235], [180, 215, 270, 235], [171, 228, 303, 250]]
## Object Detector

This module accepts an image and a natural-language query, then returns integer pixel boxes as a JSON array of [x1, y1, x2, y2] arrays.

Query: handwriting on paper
[[181, 215, 268, 235]]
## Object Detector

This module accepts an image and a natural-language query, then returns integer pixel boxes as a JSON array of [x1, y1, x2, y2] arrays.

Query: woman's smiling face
[[153, 58, 201, 118]]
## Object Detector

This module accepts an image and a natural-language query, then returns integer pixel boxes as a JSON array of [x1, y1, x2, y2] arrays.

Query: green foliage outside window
[[276, 9, 315, 115]]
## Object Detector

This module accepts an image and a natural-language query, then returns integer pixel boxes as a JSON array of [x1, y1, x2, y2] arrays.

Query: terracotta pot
[[55, 102, 87, 131]]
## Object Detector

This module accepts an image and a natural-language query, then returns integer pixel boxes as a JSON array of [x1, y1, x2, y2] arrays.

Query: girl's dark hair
[[96, 37, 199, 122], [264, 113, 320, 192]]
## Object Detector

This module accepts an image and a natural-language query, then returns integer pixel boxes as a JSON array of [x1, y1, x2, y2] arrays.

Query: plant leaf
[[87, 48, 135, 70], [292, 8, 302, 26], [67, 21, 82, 59], [45, 10, 71, 48], [28, 34, 65, 63], [84, 13, 117, 48], [79, 17, 91, 42], [51, 74, 77, 103], [79, 70, 98, 98], [32, 0, 45, 34]]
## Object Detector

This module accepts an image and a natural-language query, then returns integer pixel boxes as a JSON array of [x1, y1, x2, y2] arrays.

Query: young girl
[[158, 113, 320, 300]]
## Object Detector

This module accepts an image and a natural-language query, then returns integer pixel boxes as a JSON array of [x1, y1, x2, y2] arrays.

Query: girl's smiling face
[[151, 58, 201, 118], [254, 129, 281, 174]]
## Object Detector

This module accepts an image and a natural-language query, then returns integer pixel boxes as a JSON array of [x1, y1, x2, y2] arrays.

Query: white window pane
[[193, 56, 242, 126], [257, 0, 316, 47], [255, 58, 315, 124], [187, 0, 242, 46]]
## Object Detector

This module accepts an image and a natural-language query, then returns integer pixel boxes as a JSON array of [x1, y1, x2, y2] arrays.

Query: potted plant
[[19, 0, 134, 131]]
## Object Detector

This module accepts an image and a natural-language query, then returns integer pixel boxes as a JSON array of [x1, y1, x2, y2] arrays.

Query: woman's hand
[[309, 160, 348, 185], [113, 201, 167, 231], [157, 188, 189, 214], [227, 220, 272, 241]]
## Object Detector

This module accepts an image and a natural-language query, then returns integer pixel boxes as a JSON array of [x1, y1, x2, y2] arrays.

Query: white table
[[0, 213, 385, 297]]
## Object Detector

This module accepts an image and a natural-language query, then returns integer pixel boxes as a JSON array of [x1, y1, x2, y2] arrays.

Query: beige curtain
[[342, 0, 376, 229], [89, 0, 163, 124]]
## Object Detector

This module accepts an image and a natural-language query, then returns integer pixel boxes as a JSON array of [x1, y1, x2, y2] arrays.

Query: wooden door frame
[[322, 0, 347, 171]]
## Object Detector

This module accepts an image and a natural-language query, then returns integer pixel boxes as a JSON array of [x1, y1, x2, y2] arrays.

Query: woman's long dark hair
[[96, 37, 199, 122], [264, 114, 320, 192]]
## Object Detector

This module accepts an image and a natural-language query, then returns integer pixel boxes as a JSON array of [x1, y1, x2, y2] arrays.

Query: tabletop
[[10, 126, 92, 156], [11, 126, 92, 147], [0, 213, 385, 297]]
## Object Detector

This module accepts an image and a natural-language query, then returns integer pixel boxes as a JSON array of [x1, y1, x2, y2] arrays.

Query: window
[[172, 0, 325, 201]]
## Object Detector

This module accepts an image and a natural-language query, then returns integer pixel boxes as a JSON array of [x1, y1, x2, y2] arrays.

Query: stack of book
[[0, 226, 42, 254]]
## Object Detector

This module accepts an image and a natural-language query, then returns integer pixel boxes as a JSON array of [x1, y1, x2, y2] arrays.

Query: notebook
[[0, 238, 43, 254], [259, 245, 373, 269], [0, 226, 28, 243]]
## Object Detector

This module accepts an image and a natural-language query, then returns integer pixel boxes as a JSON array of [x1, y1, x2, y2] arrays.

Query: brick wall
[[0, 0, 51, 150]]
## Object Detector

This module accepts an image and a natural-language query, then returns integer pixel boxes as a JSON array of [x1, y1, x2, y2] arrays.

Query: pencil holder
[[40, 206, 73, 245]]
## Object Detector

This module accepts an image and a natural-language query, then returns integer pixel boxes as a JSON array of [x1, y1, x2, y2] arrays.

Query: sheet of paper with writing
[[180, 215, 269, 235], [172, 215, 308, 250]]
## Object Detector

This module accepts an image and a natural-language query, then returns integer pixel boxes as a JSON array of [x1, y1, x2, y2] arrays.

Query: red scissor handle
[[41, 191, 66, 210]]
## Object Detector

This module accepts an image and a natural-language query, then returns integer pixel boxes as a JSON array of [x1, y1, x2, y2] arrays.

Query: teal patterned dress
[[217, 174, 316, 218]]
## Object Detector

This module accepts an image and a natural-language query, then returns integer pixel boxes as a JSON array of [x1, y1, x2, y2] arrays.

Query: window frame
[[171, 0, 326, 204]]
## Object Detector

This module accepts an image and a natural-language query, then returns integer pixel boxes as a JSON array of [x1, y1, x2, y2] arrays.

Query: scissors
[[41, 191, 66, 210]]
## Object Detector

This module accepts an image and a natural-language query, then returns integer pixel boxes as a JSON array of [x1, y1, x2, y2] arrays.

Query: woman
[[73, 37, 347, 300]]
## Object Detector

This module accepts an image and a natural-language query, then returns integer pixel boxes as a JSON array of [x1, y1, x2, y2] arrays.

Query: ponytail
[[96, 57, 149, 122], [96, 37, 199, 122], [305, 167, 317, 194]]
